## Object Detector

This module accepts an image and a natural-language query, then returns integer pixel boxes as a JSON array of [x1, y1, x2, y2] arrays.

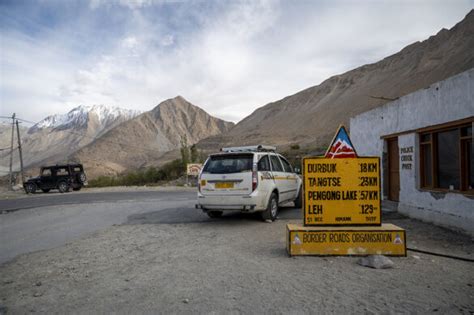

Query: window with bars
[[419, 122, 473, 192]]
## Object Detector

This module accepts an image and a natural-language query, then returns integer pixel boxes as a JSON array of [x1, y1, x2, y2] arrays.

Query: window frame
[[257, 154, 271, 171], [419, 121, 473, 195], [269, 154, 284, 172], [278, 155, 294, 173]]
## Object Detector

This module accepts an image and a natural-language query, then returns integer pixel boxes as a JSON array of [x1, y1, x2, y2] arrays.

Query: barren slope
[[200, 10, 474, 150], [72, 96, 234, 177]]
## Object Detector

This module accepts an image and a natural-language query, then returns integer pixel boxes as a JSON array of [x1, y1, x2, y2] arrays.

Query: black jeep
[[23, 164, 87, 194]]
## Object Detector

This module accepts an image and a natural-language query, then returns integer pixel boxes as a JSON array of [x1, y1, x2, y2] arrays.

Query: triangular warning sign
[[325, 125, 358, 158]]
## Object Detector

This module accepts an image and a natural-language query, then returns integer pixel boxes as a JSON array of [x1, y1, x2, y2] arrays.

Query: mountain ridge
[[199, 10, 474, 150], [70, 96, 234, 177]]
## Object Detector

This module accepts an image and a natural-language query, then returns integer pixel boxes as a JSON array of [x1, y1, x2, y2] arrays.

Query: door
[[278, 155, 299, 201], [40, 168, 54, 189], [387, 138, 400, 201], [269, 155, 289, 201]]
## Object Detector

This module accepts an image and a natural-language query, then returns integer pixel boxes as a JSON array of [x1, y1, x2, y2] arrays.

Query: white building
[[350, 68, 474, 236]]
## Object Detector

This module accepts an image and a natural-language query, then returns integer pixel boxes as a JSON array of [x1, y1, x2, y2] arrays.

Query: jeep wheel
[[58, 181, 70, 193], [24, 183, 37, 194], [77, 172, 87, 184], [41, 189, 50, 193], [294, 186, 302, 208], [261, 192, 278, 221], [207, 211, 223, 218]]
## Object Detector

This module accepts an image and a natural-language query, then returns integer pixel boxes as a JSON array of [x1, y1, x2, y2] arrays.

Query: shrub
[[88, 158, 187, 187]]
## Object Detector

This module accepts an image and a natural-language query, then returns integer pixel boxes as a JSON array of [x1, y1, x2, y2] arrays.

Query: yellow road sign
[[303, 157, 381, 226], [287, 223, 406, 256]]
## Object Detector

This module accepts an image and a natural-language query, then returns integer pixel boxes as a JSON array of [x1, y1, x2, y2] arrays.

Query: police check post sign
[[303, 157, 381, 226]]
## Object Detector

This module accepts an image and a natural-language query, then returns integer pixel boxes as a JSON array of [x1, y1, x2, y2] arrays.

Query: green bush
[[88, 158, 187, 187]]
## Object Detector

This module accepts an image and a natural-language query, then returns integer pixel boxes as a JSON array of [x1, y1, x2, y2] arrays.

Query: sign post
[[186, 163, 203, 186], [303, 157, 381, 226], [286, 126, 406, 256]]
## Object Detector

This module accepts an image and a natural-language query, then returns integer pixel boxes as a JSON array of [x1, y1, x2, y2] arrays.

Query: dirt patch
[[1, 216, 473, 313]]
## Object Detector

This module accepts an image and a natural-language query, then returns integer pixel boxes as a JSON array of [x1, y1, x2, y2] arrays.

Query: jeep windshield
[[203, 154, 253, 174]]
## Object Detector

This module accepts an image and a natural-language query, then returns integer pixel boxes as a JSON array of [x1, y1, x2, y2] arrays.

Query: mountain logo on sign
[[325, 125, 358, 159]]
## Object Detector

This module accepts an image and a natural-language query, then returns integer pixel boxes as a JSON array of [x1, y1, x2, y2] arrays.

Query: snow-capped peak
[[29, 105, 141, 132]]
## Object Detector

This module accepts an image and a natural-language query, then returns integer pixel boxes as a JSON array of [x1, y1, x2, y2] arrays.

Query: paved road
[[0, 189, 300, 264], [0, 190, 193, 212]]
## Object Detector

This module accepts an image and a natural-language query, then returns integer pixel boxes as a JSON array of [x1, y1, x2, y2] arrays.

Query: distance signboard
[[303, 157, 381, 226]]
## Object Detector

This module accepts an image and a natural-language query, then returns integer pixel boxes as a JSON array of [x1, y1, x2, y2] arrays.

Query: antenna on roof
[[221, 145, 276, 153]]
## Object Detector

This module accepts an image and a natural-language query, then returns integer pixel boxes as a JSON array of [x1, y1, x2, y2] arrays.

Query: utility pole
[[16, 119, 25, 184], [8, 113, 15, 190]]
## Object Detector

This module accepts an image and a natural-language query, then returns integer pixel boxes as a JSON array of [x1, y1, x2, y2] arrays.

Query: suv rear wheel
[[58, 181, 70, 193], [261, 192, 278, 221], [24, 183, 37, 194]]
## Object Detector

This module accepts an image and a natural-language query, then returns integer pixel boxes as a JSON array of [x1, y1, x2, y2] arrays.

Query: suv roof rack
[[221, 145, 277, 153]]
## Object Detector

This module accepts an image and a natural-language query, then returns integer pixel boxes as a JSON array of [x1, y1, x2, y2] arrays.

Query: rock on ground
[[357, 255, 395, 269]]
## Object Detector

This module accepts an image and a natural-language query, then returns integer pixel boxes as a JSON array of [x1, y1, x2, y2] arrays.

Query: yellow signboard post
[[303, 157, 381, 226], [286, 125, 406, 257]]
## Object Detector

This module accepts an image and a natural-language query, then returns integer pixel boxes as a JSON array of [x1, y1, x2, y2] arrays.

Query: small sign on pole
[[187, 163, 203, 176]]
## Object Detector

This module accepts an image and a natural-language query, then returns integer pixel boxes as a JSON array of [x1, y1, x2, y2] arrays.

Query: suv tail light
[[252, 164, 258, 192], [198, 175, 205, 193]]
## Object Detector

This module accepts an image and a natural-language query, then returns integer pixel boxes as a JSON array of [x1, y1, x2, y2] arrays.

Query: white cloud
[[160, 34, 174, 46], [89, 0, 156, 10], [1, 1, 473, 124]]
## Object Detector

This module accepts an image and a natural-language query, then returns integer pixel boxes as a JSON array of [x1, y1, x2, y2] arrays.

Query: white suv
[[196, 145, 302, 221]]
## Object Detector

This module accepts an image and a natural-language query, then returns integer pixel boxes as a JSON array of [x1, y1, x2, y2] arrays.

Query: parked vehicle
[[196, 145, 302, 221], [23, 164, 87, 194]]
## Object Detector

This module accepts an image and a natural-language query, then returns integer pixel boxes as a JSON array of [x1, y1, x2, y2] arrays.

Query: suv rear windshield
[[203, 154, 253, 174]]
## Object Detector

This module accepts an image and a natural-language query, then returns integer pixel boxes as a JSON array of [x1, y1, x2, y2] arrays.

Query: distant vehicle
[[196, 145, 302, 221], [23, 164, 87, 194]]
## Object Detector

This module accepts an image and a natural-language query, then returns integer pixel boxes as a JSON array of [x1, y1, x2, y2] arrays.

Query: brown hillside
[[199, 10, 474, 150], [72, 96, 234, 177]]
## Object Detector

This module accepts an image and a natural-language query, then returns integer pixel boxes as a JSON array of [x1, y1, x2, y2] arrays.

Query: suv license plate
[[215, 182, 234, 189]]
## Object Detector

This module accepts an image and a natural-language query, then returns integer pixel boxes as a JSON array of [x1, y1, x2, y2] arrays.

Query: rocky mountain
[[28, 105, 140, 136], [199, 10, 474, 151], [71, 96, 234, 177], [0, 105, 140, 174]]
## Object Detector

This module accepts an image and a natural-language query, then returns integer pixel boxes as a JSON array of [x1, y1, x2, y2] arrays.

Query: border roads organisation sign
[[303, 157, 381, 226], [287, 223, 406, 256]]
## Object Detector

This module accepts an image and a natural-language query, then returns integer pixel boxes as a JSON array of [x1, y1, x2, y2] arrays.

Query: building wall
[[350, 68, 474, 235]]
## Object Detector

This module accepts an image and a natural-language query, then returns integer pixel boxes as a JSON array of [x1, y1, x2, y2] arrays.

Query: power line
[[0, 147, 16, 151]]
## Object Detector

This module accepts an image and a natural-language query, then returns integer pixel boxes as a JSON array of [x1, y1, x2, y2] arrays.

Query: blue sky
[[1, 0, 473, 123]]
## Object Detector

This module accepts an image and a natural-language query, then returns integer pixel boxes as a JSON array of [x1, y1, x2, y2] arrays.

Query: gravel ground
[[1, 213, 473, 314]]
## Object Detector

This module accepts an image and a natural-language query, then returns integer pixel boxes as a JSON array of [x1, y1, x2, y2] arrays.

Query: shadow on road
[[126, 205, 302, 225]]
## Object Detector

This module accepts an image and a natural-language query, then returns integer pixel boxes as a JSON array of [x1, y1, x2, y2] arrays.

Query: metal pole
[[8, 113, 15, 190], [16, 119, 25, 184]]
